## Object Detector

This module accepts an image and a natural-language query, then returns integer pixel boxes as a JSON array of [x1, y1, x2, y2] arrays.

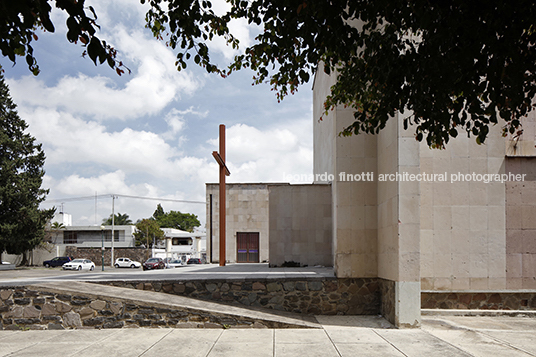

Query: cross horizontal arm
[[212, 151, 231, 176]]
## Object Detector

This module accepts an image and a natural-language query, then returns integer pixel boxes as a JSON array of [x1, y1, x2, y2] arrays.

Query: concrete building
[[206, 183, 272, 264], [48, 225, 137, 254], [206, 183, 332, 266], [207, 66, 536, 329]]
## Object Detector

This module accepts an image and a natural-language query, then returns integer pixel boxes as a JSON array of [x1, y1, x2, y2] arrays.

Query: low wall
[[99, 277, 380, 315], [65, 247, 148, 265], [421, 291, 536, 310], [0, 286, 308, 330]]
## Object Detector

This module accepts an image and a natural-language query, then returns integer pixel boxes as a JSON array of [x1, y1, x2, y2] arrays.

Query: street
[[0, 264, 196, 286]]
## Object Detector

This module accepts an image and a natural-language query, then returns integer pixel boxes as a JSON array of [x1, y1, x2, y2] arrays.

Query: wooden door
[[236, 232, 259, 263]]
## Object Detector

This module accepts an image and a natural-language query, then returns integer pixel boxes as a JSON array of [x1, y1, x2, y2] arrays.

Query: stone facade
[[100, 277, 380, 315], [269, 184, 332, 267], [206, 183, 273, 264], [505, 158, 536, 289], [207, 183, 333, 267], [0, 286, 306, 330], [421, 291, 536, 310]]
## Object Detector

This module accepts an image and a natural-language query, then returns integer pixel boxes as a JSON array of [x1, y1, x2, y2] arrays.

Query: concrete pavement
[[1, 265, 536, 356], [0, 315, 535, 356]]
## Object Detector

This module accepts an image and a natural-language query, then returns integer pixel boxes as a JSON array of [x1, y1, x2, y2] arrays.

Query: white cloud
[[7, 28, 202, 122], [162, 107, 209, 142], [18, 107, 182, 177], [5, 0, 314, 229], [43, 170, 163, 224], [207, 120, 313, 183]]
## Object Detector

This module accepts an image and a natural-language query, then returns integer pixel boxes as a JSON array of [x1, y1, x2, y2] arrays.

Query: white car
[[62, 259, 95, 271], [114, 257, 141, 268], [167, 259, 184, 268]]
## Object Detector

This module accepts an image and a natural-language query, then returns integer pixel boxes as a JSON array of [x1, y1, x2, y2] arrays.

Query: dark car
[[187, 258, 202, 265], [43, 256, 72, 268], [143, 257, 165, 271]]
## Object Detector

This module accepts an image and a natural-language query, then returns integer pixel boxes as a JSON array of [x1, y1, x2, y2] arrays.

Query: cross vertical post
[[212, 124, 230, 266]]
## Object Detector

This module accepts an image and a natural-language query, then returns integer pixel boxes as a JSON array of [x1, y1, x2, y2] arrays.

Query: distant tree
[[0, 68, 54, 264], [152, 204, 200, 232], [102, 213, 133, 226], [134, 219, 164, 247], [47, 221, 65, 245]]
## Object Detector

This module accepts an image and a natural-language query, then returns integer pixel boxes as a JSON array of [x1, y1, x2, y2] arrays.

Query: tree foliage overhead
[[0, 0, 129, 75], [3, 1, 536, 147], [152, 204, 200, 232], [0, 69, 54, 258], [143, 0, 536, 147]]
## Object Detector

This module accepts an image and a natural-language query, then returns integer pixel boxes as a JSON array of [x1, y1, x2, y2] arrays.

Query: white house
[[153, 228, 206, 262]]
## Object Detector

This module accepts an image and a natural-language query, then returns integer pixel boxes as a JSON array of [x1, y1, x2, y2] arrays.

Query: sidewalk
[[1, 315, 535, 356]]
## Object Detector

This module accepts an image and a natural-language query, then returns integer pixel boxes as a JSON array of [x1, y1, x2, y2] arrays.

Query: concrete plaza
[[0, 314, 535, 356]]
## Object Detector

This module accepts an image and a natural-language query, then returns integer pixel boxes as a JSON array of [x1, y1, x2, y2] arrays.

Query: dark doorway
[[236, 232, 259, 263]]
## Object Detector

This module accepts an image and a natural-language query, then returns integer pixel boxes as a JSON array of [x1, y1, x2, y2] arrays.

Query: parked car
[[187, 258, 202, 265], [43, 256, 72, 268], [167, 259, 183, 268], [62, 259, 95, 271], [114, 258, 141, 269], [142, 257, 165, 271]]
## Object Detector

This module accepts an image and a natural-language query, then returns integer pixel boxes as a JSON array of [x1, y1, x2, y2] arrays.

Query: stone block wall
[[65, 246, 149, 266], [0, 287, 303, 330], [100, 277, 380, 315], [206, 183, 273, 264], [505, 158, 536, 289], [379, 279, 395, 324], [421, 291, 536, 310], [269, 184, 332, 267]]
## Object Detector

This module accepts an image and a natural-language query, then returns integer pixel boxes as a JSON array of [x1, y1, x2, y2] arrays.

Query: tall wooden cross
[[212, 124, 230, 266]]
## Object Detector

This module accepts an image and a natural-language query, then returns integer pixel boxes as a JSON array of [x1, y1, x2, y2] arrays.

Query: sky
[[0, 0, 314, 230]]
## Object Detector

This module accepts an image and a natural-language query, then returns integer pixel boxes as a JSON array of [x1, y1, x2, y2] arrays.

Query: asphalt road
[[0, 263, 335, 286], [0, 264, 198, 286]]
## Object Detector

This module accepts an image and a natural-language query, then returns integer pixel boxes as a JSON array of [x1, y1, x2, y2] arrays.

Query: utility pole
[[111, 195, 116, 266]]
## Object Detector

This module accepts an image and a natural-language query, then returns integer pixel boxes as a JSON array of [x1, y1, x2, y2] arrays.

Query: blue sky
[[0, 0, 313, 229]]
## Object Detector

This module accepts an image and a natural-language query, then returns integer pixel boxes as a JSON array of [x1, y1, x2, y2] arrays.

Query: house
[[48, 224, 137, 256], [152, 228, 206, 263]]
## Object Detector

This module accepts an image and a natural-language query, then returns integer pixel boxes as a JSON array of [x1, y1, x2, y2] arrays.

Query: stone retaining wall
[[65, 247, 148, 266], [421, 291, 536, 310], [99, 278, 381, 315], [0, 286, 308, 330]]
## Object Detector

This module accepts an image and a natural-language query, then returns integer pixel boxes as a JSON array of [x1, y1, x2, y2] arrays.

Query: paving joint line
[[138, 328, 175, 357], [204, 328, 224, 357], [321, 326, 342, 357], [272, 329, 275, 357], [420, 327, 476, 357], [371, 329, 409, 357], [477, 330, 536, 357], [70, 328, 123, 357]]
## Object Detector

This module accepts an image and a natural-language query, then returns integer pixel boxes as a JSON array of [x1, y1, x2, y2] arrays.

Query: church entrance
[[236, 232, 259, 263]]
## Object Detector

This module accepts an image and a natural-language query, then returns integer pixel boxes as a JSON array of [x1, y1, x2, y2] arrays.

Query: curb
[[422, 308, 536, 317]]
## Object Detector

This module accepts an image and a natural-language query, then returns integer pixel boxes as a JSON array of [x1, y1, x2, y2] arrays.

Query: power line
[[45, 194, 205, 204]]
